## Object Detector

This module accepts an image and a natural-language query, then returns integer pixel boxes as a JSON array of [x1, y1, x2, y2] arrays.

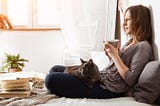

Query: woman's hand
[[104, 41, 129, 79], [104, 41, 120, 60], [103, 41, 111, 59], [104, 48, 111, 60]]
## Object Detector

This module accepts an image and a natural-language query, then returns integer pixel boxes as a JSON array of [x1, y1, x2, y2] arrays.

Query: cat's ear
[[80, 58, 85, 63], [88, 59, 94, 65]]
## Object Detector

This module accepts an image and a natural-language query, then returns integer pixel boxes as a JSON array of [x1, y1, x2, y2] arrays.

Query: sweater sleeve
[[123, 42, 152, 87]]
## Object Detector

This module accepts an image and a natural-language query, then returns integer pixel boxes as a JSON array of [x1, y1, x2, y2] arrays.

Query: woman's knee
[[45, 73, 55, 90], [49, 65, 66, 73], [45, 72, 69, 91]]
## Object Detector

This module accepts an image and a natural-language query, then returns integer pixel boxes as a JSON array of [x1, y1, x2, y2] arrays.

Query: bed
[[0, 68, 158, 106]]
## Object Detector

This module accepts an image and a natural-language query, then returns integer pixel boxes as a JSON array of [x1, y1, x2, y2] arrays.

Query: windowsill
[[0, 28, 61, 31]]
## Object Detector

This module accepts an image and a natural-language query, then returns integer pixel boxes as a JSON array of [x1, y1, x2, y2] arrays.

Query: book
[[0, 15, 14, 30], [0, 90, 31, 98], [0, 79, 31, 98]]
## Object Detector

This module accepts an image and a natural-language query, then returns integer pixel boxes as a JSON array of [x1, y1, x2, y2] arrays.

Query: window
[[0, 0, 61, 30]]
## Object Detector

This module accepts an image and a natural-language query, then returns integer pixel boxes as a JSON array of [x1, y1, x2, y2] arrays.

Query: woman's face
[[123, 10, 133, 35]]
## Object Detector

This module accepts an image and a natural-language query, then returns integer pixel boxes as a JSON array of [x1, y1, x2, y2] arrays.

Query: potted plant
[[0, 53, 28, 72]]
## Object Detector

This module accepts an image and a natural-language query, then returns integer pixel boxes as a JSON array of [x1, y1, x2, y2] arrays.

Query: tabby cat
[[64, 58, 103, 88]]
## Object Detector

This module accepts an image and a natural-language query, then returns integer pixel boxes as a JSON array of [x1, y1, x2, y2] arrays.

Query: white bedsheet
[[0, 71, 47, 81], [37, 97, 155, 106]]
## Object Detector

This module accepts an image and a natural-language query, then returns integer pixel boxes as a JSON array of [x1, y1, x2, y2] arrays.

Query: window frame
[[0, 0, 61, 30]]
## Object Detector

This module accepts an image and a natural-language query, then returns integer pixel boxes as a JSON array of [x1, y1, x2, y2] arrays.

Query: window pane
[[7, 0, 28, 25], [37, 0, 61, 25]]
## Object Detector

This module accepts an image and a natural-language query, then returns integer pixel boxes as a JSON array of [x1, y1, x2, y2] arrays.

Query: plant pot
[[8, 68, 21, 73]]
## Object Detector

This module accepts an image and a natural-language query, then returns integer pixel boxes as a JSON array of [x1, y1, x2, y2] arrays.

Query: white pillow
[[89, 51, 109, 71]]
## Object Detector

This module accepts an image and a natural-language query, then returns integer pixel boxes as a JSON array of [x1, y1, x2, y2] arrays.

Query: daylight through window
[[0, 0, 61, 30]]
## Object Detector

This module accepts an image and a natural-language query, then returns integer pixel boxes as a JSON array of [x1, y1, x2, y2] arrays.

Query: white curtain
[[60, 0, 107, 50], [60, 0, 117, 65]]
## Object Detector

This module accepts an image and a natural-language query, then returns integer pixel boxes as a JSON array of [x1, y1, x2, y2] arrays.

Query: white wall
[[0, 31, 64, 72], [149, 0, 160, 60]]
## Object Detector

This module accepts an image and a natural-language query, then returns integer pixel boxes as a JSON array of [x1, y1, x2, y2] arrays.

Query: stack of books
[[0, 79, 31, 98], [0, 15, 14, 30]]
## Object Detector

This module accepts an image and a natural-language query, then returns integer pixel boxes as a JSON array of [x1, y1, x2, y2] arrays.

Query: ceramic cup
[[108, 39, 119, 47]]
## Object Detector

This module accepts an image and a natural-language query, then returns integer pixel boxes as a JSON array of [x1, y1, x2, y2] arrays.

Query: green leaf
[[0, 53, 28, 72]]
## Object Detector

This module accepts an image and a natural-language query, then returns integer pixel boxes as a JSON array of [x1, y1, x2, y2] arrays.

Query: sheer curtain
[[60, 0, 117, 65]]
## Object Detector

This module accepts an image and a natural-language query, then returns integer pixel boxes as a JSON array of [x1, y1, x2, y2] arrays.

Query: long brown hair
[[124, 5, 152, 43]]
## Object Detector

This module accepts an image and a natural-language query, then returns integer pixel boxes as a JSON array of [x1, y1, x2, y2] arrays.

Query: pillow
[[134, 61, 160, 104], [155, 96, 160, 105]]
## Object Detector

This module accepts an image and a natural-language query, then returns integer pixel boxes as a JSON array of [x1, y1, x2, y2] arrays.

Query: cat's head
[[78, 58, 99, 76]]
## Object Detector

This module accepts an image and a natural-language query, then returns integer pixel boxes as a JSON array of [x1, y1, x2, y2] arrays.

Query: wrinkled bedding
[[38, 96, 154, 106], [0, 72, 155, 106]]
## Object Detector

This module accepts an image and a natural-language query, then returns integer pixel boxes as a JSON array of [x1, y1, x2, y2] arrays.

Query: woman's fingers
[[117, 42, 120, 49], [103, 40, 119, 60], [104, 48, 111, 59]]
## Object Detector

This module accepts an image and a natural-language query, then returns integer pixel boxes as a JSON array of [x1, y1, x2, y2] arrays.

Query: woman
[[45, 5, 153, 98]]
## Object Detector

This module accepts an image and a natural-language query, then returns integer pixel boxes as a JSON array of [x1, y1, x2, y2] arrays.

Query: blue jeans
[[45, 65, 123, 98]]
